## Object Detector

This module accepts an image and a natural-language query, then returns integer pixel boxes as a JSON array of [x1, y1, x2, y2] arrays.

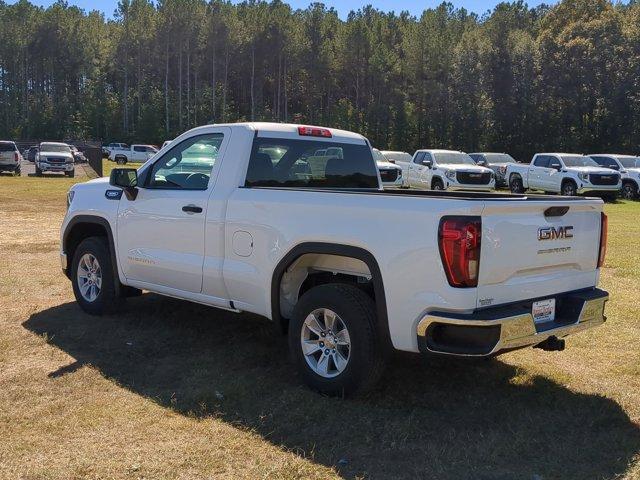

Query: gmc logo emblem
[[538, 226, 574, 241]]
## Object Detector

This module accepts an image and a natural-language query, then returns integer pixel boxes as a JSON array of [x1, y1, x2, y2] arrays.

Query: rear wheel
[[35, 165, 42, 176], [116, 156, 127, 165], [622, 181, 638, 200], [71, 237, 122, 315], [288, 284, 386, 396], [561, 180, 577, 196], [509, 175, 524, 193]]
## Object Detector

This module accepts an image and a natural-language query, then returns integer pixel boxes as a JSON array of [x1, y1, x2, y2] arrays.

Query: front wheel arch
[[63, 216, 121, 291], [622, 180, 639, 199], [431, 176, 445, 190], [561, 178, 578, 196]]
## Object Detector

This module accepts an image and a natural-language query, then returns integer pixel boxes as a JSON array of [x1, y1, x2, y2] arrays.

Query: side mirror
[[477, 160, 488, 167], [110, 168, 139, 200], [550, 162, 561, 171], [422, 159, 433, 168]]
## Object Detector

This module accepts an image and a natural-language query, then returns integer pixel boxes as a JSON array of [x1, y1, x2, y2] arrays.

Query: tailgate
[[477, 199, 602, 308]]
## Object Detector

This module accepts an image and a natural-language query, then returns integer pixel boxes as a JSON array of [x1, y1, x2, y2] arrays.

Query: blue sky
[[10, 0, 552, 19]]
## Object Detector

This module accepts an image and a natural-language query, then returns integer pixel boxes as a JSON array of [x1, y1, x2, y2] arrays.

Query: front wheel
[[71, 237, 122, 315], [432, 178, 444, 191], [66, 170, 75, 178], [509, 176, 524, 194], [561, 181, 577, 196], [288, 284, 386, 396], [622, 182, 638, 200], [35, 165, 42, 176]]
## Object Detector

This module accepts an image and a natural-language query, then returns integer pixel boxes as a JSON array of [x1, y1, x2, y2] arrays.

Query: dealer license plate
[[532, 298, 556, 324]]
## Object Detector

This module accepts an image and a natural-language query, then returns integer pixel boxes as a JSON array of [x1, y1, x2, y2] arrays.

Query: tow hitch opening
[[534, 336, 565, 352]]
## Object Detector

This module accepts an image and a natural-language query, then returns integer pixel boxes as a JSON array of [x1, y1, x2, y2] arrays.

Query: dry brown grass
[[0, 175, 639, 479]]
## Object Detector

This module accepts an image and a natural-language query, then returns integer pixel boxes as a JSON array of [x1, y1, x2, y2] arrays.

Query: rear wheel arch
[[270, 242, 391, 350]]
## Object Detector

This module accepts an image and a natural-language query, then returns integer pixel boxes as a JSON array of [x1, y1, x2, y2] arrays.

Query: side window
[[413, 152, 426, 164], [533, 156, 550, 168], [147, 133, 223, 190], [133, 146, 145, 152], [423, 152, 433, 164]]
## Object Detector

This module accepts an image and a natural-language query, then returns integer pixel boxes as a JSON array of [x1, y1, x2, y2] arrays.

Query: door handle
[[182, 205, 203, 214]]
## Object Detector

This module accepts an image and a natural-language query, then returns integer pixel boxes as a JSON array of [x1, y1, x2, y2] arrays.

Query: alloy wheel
[[300, 308, 351, 378], [76, 253, 102, 302]]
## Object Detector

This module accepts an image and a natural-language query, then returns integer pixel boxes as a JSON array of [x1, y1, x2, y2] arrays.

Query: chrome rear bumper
[[417, 289, 608, 357]]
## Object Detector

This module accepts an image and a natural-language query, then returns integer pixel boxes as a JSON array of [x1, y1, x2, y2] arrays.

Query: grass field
[[0, 173, 639, 479]]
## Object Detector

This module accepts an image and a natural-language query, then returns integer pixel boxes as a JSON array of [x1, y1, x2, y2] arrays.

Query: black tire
[[35, 165, 42, 176], [509, 175, 524, 193], [561, 180, 577, 196], [288, 283, 386, 396], [116, 156, 127, 165], [431, 178, 444, 191], [66, 170, 75, 178], [14, 167, 20, 176], [622, 181, 638, 200], [71, 236, 122, 315]]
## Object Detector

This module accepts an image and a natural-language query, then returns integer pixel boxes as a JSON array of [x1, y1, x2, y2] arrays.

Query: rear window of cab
[[245, 138, 379, 189]]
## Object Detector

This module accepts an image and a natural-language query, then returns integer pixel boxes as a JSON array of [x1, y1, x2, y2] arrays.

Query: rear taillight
[[298, 126, 332, 138], [14, 152, 19, 162], [598, 212, 607, 268], [438, 216, 481, 288]]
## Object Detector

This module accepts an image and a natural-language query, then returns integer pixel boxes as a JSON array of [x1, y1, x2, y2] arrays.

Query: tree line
[[0, 0, 639, 160]]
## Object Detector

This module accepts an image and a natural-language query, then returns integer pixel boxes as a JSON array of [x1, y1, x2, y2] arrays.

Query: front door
[[116, 131, 227, 294]]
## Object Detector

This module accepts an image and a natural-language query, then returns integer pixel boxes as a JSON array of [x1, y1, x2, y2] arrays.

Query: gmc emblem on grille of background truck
[[538, 226, 574, 241]]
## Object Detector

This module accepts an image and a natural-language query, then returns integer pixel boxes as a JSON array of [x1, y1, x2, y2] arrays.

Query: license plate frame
[[532, 298, 556, 324]]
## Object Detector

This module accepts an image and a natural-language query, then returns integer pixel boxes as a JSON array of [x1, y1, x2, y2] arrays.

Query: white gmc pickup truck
[[60, 123, 609, 395], [506, 153, 622, 197]]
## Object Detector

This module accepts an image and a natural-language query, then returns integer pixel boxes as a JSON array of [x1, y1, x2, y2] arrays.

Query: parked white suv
[[36, 142, 75, 177], [507, 153, 622, 197], [589, 154, 640, 200], [405, 149, 495, 191], [60, 122, 609, 395], [0, 141, 22, 176]]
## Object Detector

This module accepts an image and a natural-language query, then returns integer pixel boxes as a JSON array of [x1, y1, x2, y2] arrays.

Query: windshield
[[434, 152, 476, 166], [372, 148, 385, 162], [483, 153, 516, 164], [561, 155, 598, 167], [618, 157, 640, 168], [41, 144, 71, 153]]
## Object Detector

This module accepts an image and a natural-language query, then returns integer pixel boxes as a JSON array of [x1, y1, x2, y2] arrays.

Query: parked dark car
[[24, 146, 39, 162], [469, 152, 518, 188]]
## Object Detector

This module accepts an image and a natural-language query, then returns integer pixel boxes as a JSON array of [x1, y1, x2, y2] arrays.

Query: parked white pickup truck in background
[[60, 122, 609, 395], [36, 142, 75, 177], [109, 144, 158, 164], [372, 148, 405, 188], [380, 150, 412, 165], [401, 149, 496, 191], [507, 153, 622, 197], [103, 143, 128, 157], [589, 154, 640, 199]]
